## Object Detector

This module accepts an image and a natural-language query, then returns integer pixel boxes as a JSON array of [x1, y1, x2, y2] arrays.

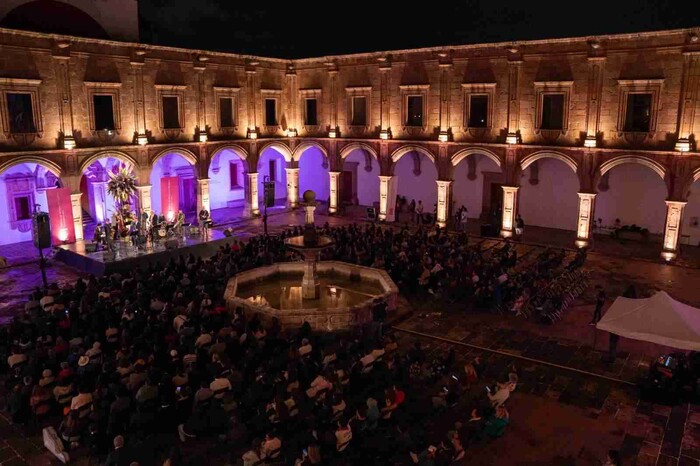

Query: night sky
[[137, 0, 699, 58]]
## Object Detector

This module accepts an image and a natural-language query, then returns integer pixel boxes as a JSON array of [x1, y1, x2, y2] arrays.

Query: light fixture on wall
[[137, 134, 148, 145], [328, 129, 337, 138], [675, 139, 690, 152], [379, 129, 391, 140], [247, 128, 258, 139], [584, 136, 597, 148], [198, 132, 208, 143], [505, 133, 518, 145], [286, 128, 297, 138], [438, 131, 449, 143], [63, 136, 76, 150]]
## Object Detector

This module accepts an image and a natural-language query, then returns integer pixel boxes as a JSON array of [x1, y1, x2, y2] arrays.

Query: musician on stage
[[129, 219, 139, 247], [93, 223, 104, 250], [150, 211, 160, 242], [175, 210, 185, 237], [104, 219, 115, 252], [198, 208, 211, 237]]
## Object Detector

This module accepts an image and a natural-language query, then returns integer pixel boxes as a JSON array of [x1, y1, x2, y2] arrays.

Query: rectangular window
[[268, 160, 276, 182], [624, 93, 652, 132], [468, 94, 488, 128], [229, 162, 239, 189], [406, 95, 423, 126], [265, 98, 277, 126], [351, 96, 367, 126], [93, 95, 115, 131], [219, 97, 235, 128], [305, 98, 318, 126], [6, 93, 36, 133], [14, 195, 31, 220], [540, 94, 565, 130], [162, 96, 180, 129]]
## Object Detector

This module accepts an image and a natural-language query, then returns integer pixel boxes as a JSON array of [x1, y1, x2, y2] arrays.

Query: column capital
[[577, 191, 597, 198], [665, 199, 688, 207], [435, 179, 453, 186], [135, 184, 152, 191], [501, 185, 520, 192], [378, 175, 394, 181]]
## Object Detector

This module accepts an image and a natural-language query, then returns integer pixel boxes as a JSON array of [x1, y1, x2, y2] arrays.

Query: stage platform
[[55, 230, 235, 276]]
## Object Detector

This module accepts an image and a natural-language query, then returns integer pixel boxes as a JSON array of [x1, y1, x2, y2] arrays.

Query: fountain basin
[[224, 261, 398, 332]]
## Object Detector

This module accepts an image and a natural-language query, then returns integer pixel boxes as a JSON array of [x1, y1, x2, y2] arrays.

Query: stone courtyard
[[2, 212, 700, 465]]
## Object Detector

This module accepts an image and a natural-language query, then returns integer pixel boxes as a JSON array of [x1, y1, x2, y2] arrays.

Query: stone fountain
[[224, 190, 398, 331]]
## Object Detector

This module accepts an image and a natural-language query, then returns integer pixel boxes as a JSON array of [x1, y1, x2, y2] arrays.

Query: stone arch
[[595, 155, 668, 194], [0, 156, 62, 178], [208, 144, 250, 173], [79, 150, 138, 175], [292, 141, 328, 162], [451, 148, 502, 168], [391, 145, 436, 165], [151, 147, 198, 167], [691, 167, 700, 184], [520, 150, 578, 174], [339, 142, 379, 161], [259, 142, 293, 163]]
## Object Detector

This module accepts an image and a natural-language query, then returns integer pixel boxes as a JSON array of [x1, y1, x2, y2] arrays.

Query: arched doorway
[[80, 156, 137, 229], [518, 157, 579, 232], [684, 175, 700, 247], [297, 145, 330, 205], [451, 152, 502, 222], [595, 161, 667, 238], [149, 151, 197, 220], [0, 161, 61, 245], [208, 148, 247, 223], [393, 148, 438, 223], [257, 146, 288, 207], [341, 146, 380, 212]]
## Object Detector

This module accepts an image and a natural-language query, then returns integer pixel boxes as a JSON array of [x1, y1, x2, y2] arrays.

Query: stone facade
[[1, 26, 700, 257]]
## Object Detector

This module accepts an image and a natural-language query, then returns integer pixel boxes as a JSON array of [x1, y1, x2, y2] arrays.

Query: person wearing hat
[[409, 445, 438, 466], [86, 341, 102, 363], [70, 384, 93, 413]]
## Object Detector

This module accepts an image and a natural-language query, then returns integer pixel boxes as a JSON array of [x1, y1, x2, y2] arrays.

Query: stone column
[[506, 54, 522, 144], [135, 185, 152, 215], [662, 200, 687, 261], [328, 171, 341, 214], [584, 57, 606, 148], [130, 50, 148, 144], [575, 192, 596, 248], [328, 66, 339, 137], [379, 60, 392, 139], [196, 178, 210, 215], [675, 52, 700, 152], [244, 172, 259, 216], [285, 167, 300, 208], [246, 65, 258, 138], [70, 193, 84, 241], [435, 180, 452, 228], [195, 61, 207, 141], [378, 175, 393, 221], [52, 43, 75, 149], [500, 186, 519, 237], [438, 60, 452, 141]]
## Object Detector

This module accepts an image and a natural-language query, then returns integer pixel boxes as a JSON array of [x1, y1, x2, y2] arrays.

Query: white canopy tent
[[596, 291, 700, 351]]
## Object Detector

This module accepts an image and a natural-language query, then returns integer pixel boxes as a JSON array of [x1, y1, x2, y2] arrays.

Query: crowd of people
[[0, 222, 586, 465]]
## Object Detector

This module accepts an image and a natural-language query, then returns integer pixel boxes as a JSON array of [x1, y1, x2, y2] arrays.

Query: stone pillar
[[301, 250, 320, 299], [130, 50, 148, 143], [135, 185, 152, 215], [196, 178, 210, 215], [576, 192, 596, 248], [52, 43, 75, 149], [435, 180, 452, 228], [244, 172, 259, 216], [246, 65, 258, 138], [438, 60, 452, 141], [195, 61, 207, 141], [378, 175, 393, 221], [662, 200, 687, 261], [584, 56, 606, 147], [500, 186, 519, 237], [675, 52, 700, 152], [328, 66, 339, 137], [379, 60, 392, 139], [506, 53, 522, 144], [285, 167, 300, 208], [328, 171, 341, 214], [70, 193, 84, 241]]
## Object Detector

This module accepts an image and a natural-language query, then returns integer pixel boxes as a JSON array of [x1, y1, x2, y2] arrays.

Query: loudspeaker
[[85, 243, 98, 253], [32, 213, 51, 249], [366, 207, 377, 220], [165, 239, 178, 249], [263, 182, 275, 208]]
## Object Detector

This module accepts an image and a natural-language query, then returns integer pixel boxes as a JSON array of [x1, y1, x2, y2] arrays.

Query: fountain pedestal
[[300, 249, 320, 299]]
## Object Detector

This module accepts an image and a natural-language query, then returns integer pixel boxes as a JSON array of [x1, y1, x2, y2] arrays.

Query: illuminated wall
[[0, 163, 53, 245], [518, 159, 579, 231], [208, 149, 246, 210], [452, 154, 501, 219], [343, 149, 380, 207], [298, 146, 329, 203], [595, 164, 667, 234], [394, 152, 437, 213], [257, 148, 287, 205], [149, 153, 195, 214], [683, 179, 700, 246]]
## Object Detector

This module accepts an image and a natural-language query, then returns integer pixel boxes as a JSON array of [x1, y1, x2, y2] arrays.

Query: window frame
[[0, 78, 43, 138], [261, 89, 282, 132], [534, 81, 573, 134], [213, 86, 240, 132], [616, 79, 664, 135], [461, 82, 496, 134], [155, 84, 186, 134], [624, 93, 653, 133], [229, 161, 241, 190], [300, 88, 322, 131], [84, 81, 122, 134], [539, 93, 566, 131], [399, 84, 429, 131], [345, 86, 371, 132]]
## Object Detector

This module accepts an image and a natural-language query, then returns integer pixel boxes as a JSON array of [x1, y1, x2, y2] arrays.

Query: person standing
[[416, 201, 424, 225], [93, 223, 104, 250], [515, 214, 524, 237], [590, 285, 606, 325], [409, 199, 416, 223], [460, 207, 469, 232]]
